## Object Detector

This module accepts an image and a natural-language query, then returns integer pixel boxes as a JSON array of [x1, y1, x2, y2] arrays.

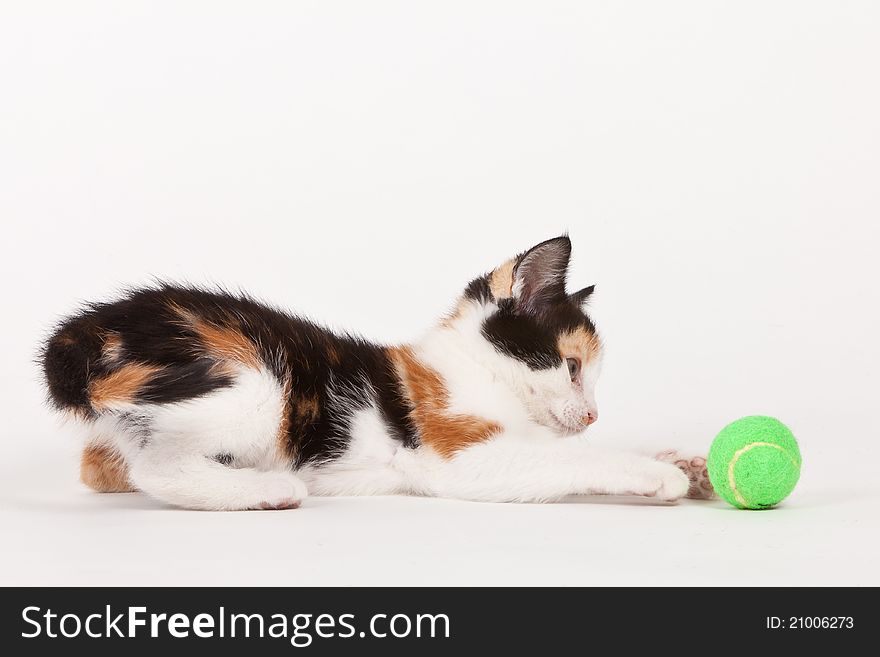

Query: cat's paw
[[622, 461, 690, 501], [655, 450, 715, 499], [249, 474, 308, 511], [650, 461, 690, 501]]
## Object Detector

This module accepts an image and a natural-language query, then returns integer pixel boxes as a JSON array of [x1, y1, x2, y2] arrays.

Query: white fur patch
[[300, 405, 409, 496], [89, 366, 308, 510]]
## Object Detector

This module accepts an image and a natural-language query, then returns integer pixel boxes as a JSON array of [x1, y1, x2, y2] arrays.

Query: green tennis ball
[[707, 416, 801, 510]]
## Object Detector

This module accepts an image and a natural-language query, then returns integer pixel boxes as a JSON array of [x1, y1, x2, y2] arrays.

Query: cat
[[41, 236, 711, 510]]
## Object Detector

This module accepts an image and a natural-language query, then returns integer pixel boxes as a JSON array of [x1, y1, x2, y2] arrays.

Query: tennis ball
[[707, 416, 801, 510]]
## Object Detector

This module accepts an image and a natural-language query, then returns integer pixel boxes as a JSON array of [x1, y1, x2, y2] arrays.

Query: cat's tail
[[41, 316, 106, 417]]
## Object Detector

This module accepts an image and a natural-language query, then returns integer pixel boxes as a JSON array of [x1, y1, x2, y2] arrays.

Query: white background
[[1, 1, 878, 585]]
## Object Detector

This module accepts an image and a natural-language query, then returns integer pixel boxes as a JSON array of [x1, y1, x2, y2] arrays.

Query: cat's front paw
[[623, 461, 690, 501], [650, 461, 690, 501], [655, 450, 715, 499]]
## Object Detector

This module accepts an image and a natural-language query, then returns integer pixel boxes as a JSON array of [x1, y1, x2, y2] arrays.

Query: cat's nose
[[582, 410, 598, 426]]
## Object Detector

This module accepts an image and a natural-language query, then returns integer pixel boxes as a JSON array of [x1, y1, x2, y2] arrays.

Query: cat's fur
[[42, 236, 703, 510]]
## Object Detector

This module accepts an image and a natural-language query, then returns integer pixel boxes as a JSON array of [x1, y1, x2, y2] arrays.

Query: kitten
[[42, 236, 708, 510]]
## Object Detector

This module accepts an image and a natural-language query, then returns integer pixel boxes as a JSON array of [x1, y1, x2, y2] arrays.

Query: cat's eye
[[566, 357, 581, 381]]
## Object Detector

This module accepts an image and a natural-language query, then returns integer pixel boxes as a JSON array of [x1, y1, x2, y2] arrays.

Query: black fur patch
[[464, 275, 492, 303], [482, 304, 562, 370], [481, 300, 596, 371], [375, 360, 418, 448], [136, 359, 235, 405]]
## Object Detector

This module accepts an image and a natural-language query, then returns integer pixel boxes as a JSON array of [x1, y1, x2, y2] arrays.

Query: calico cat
[[41, 236, 711, 510]]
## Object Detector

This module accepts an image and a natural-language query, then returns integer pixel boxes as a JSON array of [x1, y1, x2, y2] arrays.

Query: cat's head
[[450, 236, 602, 436]]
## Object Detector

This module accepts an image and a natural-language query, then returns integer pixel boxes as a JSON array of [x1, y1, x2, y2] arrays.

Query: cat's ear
[[569, 285, 595, 308], [512, 236, 571, 314]]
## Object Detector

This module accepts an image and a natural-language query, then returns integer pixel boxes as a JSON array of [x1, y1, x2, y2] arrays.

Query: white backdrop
[[1, 1, 878, 586]]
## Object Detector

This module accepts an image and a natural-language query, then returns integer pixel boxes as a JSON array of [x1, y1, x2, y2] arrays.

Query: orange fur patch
[[89, 363, 162, 409], [194, 321, 261, 368], [80, 444, 135, 493], [489, 259, 516, 300], [170, 303, 261, 368], [557, 326, 602, 362], [388, 346, 502, 458]]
